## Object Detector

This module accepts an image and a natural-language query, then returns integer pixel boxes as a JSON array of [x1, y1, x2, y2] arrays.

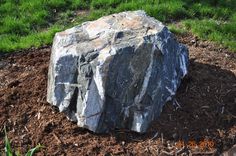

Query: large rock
[[47, 10, 189, 133]]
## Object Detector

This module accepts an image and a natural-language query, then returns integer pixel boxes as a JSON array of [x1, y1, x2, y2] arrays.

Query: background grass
[[0, 0, 235, 52]]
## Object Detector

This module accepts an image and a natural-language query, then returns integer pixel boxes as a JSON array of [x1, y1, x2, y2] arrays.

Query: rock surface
[[47, 10, 189, 133]]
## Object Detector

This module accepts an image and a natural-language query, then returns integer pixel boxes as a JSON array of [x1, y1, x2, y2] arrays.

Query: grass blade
[[25, 144, 43, 156], [4, 127, 13, 156]]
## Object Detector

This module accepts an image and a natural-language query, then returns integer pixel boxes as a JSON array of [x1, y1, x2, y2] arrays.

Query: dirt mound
[[0, 34, 235, 155]]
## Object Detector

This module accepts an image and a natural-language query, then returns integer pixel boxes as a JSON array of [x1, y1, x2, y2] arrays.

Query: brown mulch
[[0, 33, 235, 155]]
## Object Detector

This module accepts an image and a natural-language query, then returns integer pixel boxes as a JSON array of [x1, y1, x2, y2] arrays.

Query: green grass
[[0, 0, 235, 52], [168, 24, 187, 35], [183, 19, 236, 51], [0, 25, 62, 52], [3, 127, 43, 156]]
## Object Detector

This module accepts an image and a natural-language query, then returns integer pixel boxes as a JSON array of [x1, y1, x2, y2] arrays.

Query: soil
[[0, 33, 235, 156]]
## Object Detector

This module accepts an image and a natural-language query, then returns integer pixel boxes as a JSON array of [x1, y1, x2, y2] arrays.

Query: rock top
[[47, 10, 189, 133]]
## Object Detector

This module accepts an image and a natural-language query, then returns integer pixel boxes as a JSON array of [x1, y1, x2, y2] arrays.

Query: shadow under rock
[[109, 59, 236, 152]]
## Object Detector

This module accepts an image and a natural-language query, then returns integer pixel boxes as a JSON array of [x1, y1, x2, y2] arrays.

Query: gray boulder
[[47, 10, 189, 133]]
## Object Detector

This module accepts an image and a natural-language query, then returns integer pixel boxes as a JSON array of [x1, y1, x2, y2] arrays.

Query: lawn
[[0, 0, 235, 52]]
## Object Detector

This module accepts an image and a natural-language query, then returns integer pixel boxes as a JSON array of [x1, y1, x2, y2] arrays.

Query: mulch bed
[[0, 33, 235, 155]]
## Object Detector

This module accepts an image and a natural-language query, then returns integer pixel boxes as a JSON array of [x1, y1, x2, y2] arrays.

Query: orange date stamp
[[176, 139, 215, 150]]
